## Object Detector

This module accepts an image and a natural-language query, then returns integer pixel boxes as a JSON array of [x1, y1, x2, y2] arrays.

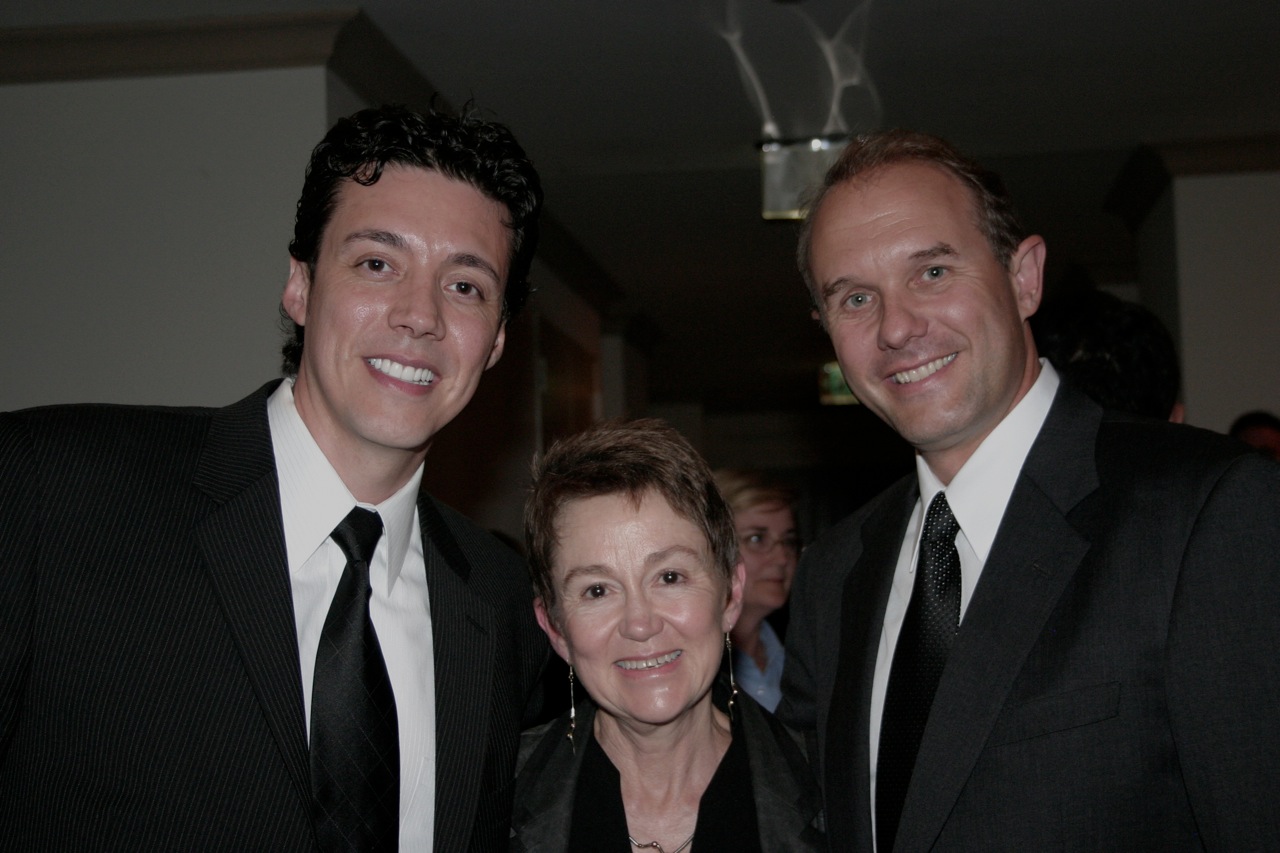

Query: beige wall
[[1171, 171, 1280, 431], [0, 67, 328, 410]]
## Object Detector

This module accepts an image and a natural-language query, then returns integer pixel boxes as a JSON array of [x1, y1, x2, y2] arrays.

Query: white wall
[[1172, 171, 1280, 430], [0, 66, 328, 410]]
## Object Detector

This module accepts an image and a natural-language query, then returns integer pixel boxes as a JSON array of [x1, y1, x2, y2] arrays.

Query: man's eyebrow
[[344, 229, 409, 250], [820, 276, 862, 300], [451, 252, 501, 282], [817, 243, 958, 300], [909, 242, 958, 261], [339, 234, 501, 281]]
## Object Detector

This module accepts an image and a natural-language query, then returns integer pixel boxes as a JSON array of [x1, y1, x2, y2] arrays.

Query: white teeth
[[368, 358, 435, 385], [893, 353, 956, 385], [616, 650, 681, 671]]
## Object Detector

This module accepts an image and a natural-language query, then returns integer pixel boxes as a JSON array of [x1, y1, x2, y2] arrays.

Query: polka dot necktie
[[310, 507, 399, 852], [876, 491, 961, 853]]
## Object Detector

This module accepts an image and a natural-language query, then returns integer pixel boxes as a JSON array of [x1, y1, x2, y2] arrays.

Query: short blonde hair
[[713, 469, 795, 516]]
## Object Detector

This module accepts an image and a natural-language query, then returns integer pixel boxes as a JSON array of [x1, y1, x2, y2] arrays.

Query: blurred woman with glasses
[[713, 470, 800, 712]]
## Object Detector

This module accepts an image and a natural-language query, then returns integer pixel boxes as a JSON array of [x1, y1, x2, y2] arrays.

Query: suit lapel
[[894, 387, 1101, 852], [419, 495, 498, 852], [191, 383, 313, 815], [825, 478, 917, 849]]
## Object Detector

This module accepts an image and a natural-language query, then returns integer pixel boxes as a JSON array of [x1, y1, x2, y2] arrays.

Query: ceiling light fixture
[[759, 134, 849, 220]]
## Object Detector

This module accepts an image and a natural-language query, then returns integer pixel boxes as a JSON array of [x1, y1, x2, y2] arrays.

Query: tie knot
[[923, 491, 959, 545], [331, 507, 384, 566]]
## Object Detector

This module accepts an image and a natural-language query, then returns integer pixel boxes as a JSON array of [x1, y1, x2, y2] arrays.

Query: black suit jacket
[[0, 383, 547, 851], [779, 385, 1280, 851]]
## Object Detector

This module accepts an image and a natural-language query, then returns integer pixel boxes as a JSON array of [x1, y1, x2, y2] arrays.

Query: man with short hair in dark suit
[[0, 104, 548, 851], [779, 129, 1280, 851]]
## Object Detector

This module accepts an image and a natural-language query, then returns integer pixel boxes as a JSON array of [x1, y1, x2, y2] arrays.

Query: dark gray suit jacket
[[779, 384, 1280, 851], [0, 383, 547, 851]]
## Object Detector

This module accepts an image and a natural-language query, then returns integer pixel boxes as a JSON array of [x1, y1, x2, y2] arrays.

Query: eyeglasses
[[738, 531, 802, 556]]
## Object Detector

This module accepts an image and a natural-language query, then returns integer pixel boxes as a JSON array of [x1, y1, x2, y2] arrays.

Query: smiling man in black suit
[[779, 129, 1280, 852], [0, 105, 547, 852]]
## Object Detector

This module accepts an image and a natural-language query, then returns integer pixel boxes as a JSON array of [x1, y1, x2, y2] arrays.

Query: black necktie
[[311, 507, 399, 852], [876, 491, 961, 853]]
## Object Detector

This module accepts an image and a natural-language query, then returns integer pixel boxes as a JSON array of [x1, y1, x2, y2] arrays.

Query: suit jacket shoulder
[[418, 493, 547, 716], [424, 496, 537, 611], [1, 383, 315, 851]]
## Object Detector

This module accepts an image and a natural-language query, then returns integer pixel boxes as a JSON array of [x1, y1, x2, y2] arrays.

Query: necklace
[[628, 831, 695, 853]]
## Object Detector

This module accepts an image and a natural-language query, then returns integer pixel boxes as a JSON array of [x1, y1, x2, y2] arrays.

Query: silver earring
[[725, 633, 738, 721], [567, 664, 576, 753]]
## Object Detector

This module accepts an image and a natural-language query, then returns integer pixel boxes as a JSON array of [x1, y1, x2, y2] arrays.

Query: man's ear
[[534, 597, 572, 664], [485, 321, 507, 370], [282, 257, 312, 326], [1009, 235, 1046, 321]]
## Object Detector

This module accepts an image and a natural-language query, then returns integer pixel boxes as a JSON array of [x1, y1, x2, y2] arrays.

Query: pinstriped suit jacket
[[0, 382, 547, 852], [779, 385, 1280, 851]]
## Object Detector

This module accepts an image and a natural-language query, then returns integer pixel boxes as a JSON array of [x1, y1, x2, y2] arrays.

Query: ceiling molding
[[0, 8, 637, 346], [327, 11, 444, 113], [1156, 137, 1280, 176], [0, 10, 361, 84], [1105, 136, 1280, 231]]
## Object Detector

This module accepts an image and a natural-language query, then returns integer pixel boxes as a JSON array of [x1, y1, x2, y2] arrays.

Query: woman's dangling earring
[[725, 633, 738, 722], [567, 664, 577, 753]]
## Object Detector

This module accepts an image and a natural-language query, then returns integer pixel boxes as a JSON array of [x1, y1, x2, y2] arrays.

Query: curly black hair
[[281, 104, 542, 376]]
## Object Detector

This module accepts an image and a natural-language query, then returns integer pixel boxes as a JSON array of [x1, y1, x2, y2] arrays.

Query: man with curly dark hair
[[1, 105, 548, 851]]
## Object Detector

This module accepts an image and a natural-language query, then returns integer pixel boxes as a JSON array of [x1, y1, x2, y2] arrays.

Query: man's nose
[[389, 279, 444, 338], [877, 292, 926, 350]]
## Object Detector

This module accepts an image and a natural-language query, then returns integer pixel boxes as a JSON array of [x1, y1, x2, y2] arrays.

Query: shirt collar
[[916, 360, 1060, 563], [267, 380, 422, 593]]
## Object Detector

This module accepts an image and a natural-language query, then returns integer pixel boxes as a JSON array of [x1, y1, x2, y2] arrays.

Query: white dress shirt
[[268, 380, 436, 851], [868, 361, 1060, 845]]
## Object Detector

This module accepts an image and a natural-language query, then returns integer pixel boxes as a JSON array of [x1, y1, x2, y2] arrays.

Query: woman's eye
[[660, 571, 681, 584], [583, 584, 606, 599]]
